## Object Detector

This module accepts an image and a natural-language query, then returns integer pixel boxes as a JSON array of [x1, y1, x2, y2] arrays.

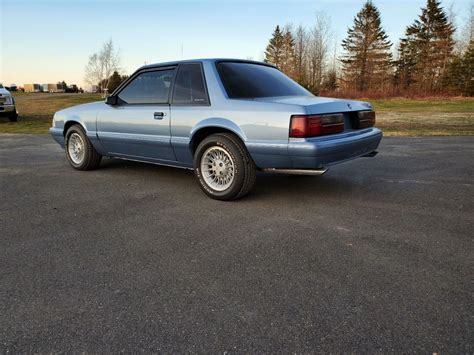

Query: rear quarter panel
[[172, 61, 306, 168]]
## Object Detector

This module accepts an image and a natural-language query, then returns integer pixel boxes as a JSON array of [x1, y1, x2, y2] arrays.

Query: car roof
[[139, 58, 275, 71]]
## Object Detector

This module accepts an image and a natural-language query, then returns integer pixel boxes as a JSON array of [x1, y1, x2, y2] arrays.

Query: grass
[[0, 93, 102, 134], [376, 112, 474, 136], [370, 97, 474, 113], [371, 97, 474, 136], [0, 93, 473, 136]]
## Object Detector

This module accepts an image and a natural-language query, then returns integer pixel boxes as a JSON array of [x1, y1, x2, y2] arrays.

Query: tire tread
[[194, 132, 256, 200], [66, 125, 102, 170], [215, 133, 256, 200]]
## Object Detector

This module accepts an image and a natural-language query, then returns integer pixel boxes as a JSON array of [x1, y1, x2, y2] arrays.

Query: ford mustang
[[50, 59, 382, 200]]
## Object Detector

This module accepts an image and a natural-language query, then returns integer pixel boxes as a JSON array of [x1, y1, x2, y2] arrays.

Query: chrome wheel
[[200, 146, 235, 191], [68, 132, 85, 164]]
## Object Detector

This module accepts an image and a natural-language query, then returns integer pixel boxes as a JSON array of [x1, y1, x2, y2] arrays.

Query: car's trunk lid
[[253, 95, 373, 114]]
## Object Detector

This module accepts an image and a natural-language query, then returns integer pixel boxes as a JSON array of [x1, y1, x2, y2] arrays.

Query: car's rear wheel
[[194, 133, 256, 201], [65, 125, 102, 170]]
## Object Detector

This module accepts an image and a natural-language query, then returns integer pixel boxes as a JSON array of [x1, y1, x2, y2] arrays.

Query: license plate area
[[344, 112, 357, 130], [346, 111, 375, 129]]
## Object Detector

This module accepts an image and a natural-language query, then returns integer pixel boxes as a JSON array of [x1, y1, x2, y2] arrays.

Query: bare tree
[[459, 2, 474, 52], [84, 39, 121, 97], [84, 53, 103, 92], [469, 2, 474, 41], [322, 36, 340, 92], [307, 12, 333, 93], [293, 24, 308, 85]]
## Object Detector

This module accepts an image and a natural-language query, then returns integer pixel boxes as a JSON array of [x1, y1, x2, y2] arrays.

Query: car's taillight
[[289, 113, 344, 138], [356, 110, 376, 128]]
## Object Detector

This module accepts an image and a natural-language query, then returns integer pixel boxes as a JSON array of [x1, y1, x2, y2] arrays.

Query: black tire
[[8, 111, 18, 122], [65, 125, 102, 170], [194, 133, 256, 201]]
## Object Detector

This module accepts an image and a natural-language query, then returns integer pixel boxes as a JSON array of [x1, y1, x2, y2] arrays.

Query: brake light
[[290, 114, 344, 138], [357, 111, 376, 128]]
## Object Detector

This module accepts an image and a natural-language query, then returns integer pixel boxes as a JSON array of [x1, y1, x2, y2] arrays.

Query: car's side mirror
[[105, 96, 118, 105]]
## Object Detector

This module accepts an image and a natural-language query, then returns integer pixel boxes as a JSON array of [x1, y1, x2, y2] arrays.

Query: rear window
[[216, 62, 310, 99]]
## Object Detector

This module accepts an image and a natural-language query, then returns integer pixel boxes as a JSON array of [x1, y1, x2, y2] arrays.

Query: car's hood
[[0, 88, 11, 96], [56, 100, 104, 115], [254, 95, 373, 114]]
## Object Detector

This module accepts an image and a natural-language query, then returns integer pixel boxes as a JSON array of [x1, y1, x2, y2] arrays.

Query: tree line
[[264, 0, 473, 97]]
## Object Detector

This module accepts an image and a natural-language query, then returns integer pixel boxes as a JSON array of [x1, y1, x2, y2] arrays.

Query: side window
[[118, 69, 175, 104], [172, 64, 209, 105]]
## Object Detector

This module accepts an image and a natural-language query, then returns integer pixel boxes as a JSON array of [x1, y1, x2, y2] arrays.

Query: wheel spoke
[[200, 145, 235, 192], [68, 133, 85, 165]]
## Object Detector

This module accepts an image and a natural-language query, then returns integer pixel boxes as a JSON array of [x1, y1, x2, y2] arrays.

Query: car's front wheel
[[8, 111, 18, 122], [194, 133, 256, 201], [65, 125, 102, 170]]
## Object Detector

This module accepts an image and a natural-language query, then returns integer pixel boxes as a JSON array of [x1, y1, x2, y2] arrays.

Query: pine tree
[[108, 71, 124, 93], [394, 38, 418, 90], [448, 40, 474, 95], [265, 25, 285, 69], [397, 0, 455, 93], [463, 40, 474, 96], [340, 0, 392, 92], [278, 26, 296, 79]]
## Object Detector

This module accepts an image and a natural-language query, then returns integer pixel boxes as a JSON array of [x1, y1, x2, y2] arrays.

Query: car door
[[96, 67, 176, 161]]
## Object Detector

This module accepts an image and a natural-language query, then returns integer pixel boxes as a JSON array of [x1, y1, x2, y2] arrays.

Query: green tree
[[265, 25, 285, 68], [463, 40, 474, 96], [397, 0, 455, 93], [340, 1, 393, 92], [323, 69, 338, 91], [394, 38, 417, 90], [445, 40, 474, 95], [108, 71, 124, 93]]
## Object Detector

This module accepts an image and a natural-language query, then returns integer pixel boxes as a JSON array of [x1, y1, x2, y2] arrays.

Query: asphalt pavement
[[0, 134, 472, 352]]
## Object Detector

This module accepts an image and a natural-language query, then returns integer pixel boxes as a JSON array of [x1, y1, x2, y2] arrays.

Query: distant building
[[41, 83, 65, 93], [24, 84, 42, 92]]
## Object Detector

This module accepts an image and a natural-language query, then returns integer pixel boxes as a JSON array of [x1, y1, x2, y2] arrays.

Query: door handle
[[154, 112, 165, 120]]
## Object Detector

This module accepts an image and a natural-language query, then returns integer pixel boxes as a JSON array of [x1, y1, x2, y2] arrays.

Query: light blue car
[[50, 59, 382, 200]]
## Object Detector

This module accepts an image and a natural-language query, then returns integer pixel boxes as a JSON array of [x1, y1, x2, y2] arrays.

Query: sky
[[0, 0, 471, 88]]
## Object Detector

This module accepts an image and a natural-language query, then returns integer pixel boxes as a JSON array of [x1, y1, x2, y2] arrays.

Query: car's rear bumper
[[50, 127, 65, 148], [288, 127, 383, 168]]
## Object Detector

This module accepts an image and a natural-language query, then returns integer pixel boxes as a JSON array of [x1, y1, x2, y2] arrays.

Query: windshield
[[216, 62, 311, 99]]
